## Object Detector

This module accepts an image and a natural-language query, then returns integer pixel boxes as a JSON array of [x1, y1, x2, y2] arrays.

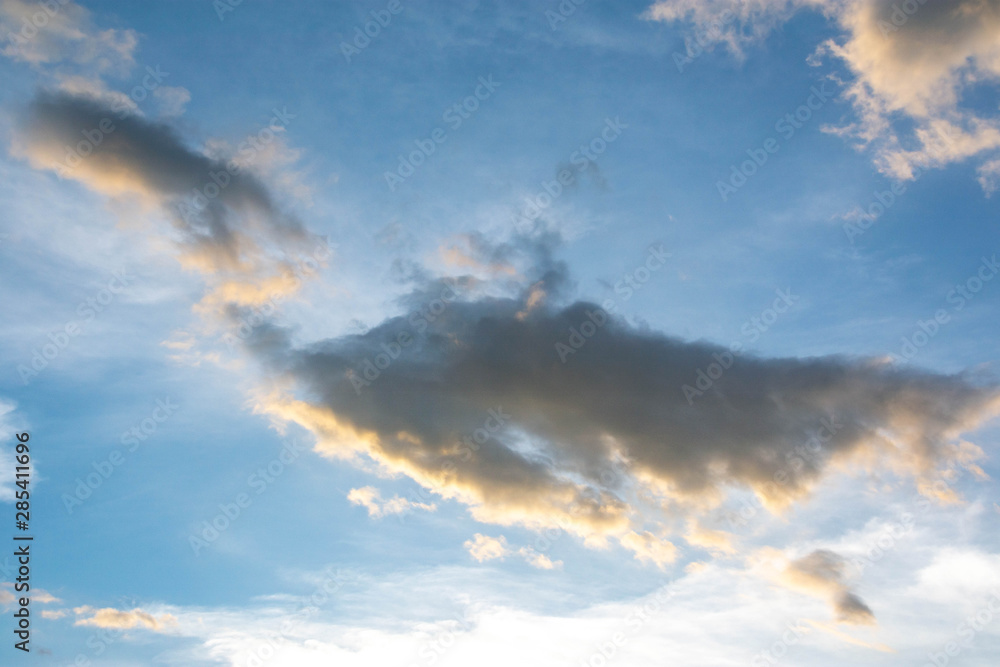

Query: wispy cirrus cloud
[[0, 0, 137, 73]]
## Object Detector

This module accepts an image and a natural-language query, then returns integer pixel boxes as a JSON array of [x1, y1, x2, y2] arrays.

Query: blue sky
[[1, 0, 999, 665]]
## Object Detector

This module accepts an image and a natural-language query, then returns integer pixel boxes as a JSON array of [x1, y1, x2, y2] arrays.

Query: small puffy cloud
[[783, 549, 876, 625], [346, 486, 436, 519], [0, 399, 27, 503], [152, 85, 191, 117], [465, 534, 509, 562], [517, 547, 563, 570], [0, 589, 13, 606], [463, 534, 559, 569], [978, 159, 1000, 197], [73, 606, 176, 631], [41, 609, 67, 619], [0, 0, 138, 74]]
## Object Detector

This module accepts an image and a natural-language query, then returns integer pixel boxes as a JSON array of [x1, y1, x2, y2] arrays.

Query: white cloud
[[644, 0, 831, 58], [0, 0, 137, 74], [32, 588, 60, 604], [517, 546, 563, 570], [978, 159, 1000, 197], [684, 519, 737, 555], [462, 535, 562, 569], [620, 531, 678, 568], [52, 74, 140, 113], [73, 605, 176, 631], [346, 486, 436, 519], [464, 533, 509, 562], [910, 549, 1000, 605], [152, 85, 191, 117], [646, 0, 1000, 189]]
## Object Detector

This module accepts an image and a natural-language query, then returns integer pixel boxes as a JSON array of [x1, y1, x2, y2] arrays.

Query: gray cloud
[[246, 236, 1000, 558], [13, 91, 320, 308], [784, 549, 876, 624], [12, 86, 997, 568]]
